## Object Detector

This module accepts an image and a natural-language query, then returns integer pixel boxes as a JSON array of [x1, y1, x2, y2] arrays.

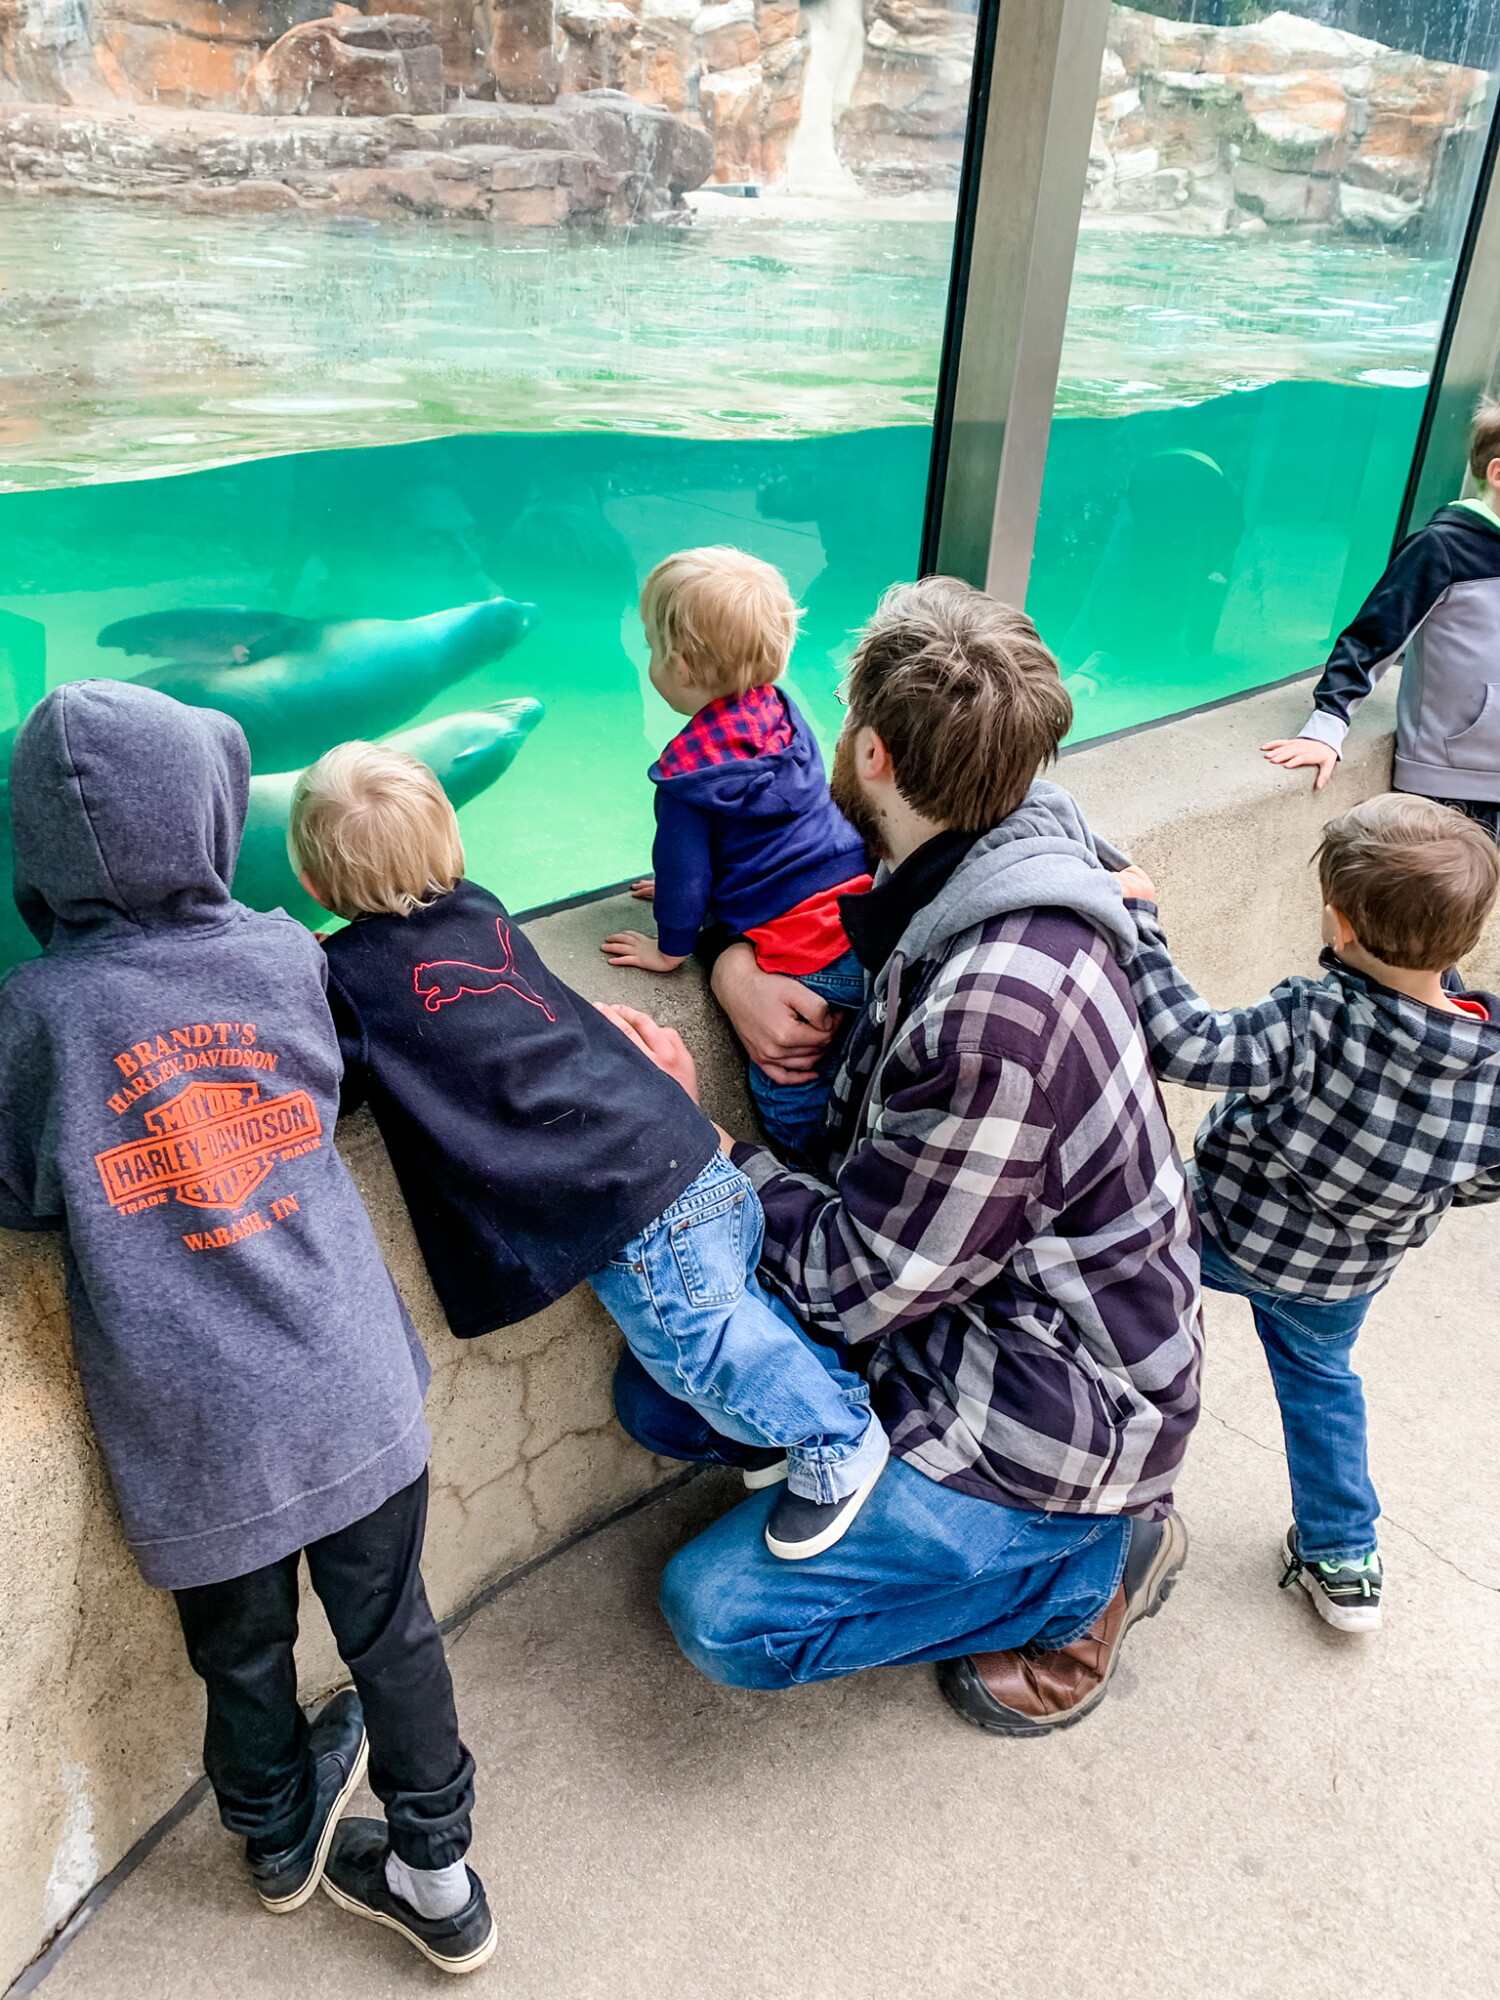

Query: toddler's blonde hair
[[290, 741, 464, 920], [640, 546, 800, 696]]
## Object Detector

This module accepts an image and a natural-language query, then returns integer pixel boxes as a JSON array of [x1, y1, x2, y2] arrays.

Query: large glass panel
[[1028, 1, 1500, 745], [0, 0, 979, 972]]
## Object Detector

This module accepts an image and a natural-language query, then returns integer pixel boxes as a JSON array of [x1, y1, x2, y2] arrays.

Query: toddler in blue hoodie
[[0, 682, 492, 1972], [601, 546, 871, 1156]]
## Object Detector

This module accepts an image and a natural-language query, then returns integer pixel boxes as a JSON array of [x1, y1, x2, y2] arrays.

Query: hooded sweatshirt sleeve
[[737, 1043, 1054, 1342], [0, 992, 63, 1230], [1297, 525, 1454, 754], [1124, 900, 1303, 1090], [651, 789, 715, 959]]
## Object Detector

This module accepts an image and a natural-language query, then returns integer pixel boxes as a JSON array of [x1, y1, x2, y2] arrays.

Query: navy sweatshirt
[[1300, 502, 1500, 803], [651, 693, 868, 958], [323, 879, 718, 1336], [0, 682, 431, 1590]]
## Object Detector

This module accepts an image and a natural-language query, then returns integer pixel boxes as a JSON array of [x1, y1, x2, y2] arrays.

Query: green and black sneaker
[[1280, 1531, 1382, 1634]]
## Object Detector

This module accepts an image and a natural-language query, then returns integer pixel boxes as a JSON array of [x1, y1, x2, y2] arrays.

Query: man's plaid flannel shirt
[[1124, 899, 1500, 1300], [738, 907, 1203, 1521]]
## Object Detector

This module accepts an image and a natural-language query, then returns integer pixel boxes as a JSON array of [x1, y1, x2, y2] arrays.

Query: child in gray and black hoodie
[[0, 682, 493, 1974]]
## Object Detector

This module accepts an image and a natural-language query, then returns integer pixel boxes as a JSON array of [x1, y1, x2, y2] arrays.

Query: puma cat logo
[[412, 918, 557, 1019]]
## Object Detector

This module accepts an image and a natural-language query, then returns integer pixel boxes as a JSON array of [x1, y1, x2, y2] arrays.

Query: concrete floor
[[38, 1207, 1500, 2000]]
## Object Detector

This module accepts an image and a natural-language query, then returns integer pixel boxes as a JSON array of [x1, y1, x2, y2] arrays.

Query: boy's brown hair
[[1469, 398, 1500, 481], [639, 546, 800, 696], [1317, 794, 1499, 971], [841, 577, 1072, 831], [290, 741, 464, 920]]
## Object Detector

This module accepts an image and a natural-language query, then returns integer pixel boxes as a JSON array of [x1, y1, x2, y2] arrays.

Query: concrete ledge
[[0, 668, 1431, 1985]]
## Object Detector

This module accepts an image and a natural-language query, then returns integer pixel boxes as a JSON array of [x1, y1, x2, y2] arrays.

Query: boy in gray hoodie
[[0, 682, 493, 1975]]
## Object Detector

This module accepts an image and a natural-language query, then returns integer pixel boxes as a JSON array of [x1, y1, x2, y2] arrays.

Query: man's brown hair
[[1469, 398, 1500, 481], [1316, 794, 1499, 971], [841, 577, 1072, 831]]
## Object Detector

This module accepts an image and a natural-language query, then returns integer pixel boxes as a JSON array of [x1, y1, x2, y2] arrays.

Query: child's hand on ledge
[[1115, 864, 1157, 902], [1262, 736, 1338, 790], [630, 878, 656, 901], [595, 1003, 700, 1102], [600, 929, 685, 974]]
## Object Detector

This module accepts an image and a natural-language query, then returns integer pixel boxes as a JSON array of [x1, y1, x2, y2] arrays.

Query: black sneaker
[[322, 1819, 497, 1975], [739, 1448, 788, 1491], [1280, 1531, 1383, 1633], [247, 1689, 368, 1913], [763, 1436, 889, 1561]]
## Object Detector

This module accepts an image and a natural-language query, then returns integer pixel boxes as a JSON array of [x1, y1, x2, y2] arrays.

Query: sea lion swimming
[[0, 697, 544, 974], [98, 596, 538, 772], [234, 697, 545, 924]]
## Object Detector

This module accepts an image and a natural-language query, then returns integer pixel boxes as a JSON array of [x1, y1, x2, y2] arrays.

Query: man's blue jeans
[[589, 1155, 886, 1506], [613, 1348, 1128, 1689], [1199, 1232, 1380, 1564], [745, 949, 865, 1157]]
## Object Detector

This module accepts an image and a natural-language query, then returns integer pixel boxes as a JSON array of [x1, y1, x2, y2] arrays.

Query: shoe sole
[[321, 1878, 499, 1975], [258, 1731, 370, 1914], [763, 1442, 889, 1561], [742, 1458, 789, 1491], [939, 1512, 1190, 1738], [1280, 1537, 1382, 1634]]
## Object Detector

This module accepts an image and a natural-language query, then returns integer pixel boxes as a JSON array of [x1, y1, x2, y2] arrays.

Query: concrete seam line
[[5, 1775, 214, 1998], [5, 1464, 704, 1997], [1058, 667, 1319, 759]]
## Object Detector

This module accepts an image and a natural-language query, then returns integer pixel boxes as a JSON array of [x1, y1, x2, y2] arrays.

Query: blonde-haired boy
[[1117, 794, 1500, 1633], [292, 742, 890, 1564], [604, 546, 871, 1158]]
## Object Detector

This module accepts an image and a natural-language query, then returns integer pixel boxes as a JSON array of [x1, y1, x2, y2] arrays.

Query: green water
[[0, 194, 1457, 960]]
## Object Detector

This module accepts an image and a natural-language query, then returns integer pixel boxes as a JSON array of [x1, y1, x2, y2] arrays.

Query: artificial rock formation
[[0, 87, 713, 222], [0, 0, 806, 194], [1084, 7, 1488, 239]]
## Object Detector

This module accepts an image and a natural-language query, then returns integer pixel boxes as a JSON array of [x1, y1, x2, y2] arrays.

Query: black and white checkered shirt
[[1125, 901, 1500, 1300]]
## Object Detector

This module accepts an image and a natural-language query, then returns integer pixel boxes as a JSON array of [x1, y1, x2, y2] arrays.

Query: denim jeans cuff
[[1293, 1536, 1379, 1566], [786, 1414, 888, 1503]]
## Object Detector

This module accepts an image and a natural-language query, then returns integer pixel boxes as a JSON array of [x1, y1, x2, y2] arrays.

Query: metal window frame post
[[1398, 77, 1500, 536], [922, 0, 1112, 602]]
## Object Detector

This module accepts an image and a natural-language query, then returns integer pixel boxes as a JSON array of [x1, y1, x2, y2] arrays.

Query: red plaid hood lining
[[656, 685, 794, 778]]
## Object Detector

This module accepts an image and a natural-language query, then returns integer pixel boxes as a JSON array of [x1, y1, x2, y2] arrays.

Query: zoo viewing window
[[2, 0, 1500, 976]]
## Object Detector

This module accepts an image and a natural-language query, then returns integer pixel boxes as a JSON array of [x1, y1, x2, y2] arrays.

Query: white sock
[[385, 1850, 470, 1919]]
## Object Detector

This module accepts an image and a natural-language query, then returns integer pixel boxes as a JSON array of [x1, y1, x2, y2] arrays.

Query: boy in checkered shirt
[[601, 547, 870, 1158], [1116, 795, 1500, 1634]]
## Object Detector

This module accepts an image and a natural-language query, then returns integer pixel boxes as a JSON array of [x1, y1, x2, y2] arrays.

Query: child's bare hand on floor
[[595, 1003, 700, 1102], [1262, 737, 1338, 789], [600, 929, 685, 973], [630, 878, 655, 901], [1115, 864, 1157, 902]]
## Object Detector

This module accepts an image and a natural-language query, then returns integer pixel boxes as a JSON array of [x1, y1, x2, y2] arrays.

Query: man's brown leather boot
[[936, 1512, 1188, 1737]]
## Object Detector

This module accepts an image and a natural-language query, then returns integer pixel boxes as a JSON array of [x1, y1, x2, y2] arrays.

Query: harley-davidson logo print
[[95, 1077, 324, 1216]]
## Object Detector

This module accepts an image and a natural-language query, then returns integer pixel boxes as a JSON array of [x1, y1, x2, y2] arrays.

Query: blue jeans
[[589, 1155, 886, 1505], [613, 1348, 1128, 1688], [1199, 1232, 1380, 1564], [745, 949, 865, 1157]]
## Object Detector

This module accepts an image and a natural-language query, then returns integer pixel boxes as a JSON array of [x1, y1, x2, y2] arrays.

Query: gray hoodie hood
[[11, 679, 249, 949], [893, 779, 1135, 967]]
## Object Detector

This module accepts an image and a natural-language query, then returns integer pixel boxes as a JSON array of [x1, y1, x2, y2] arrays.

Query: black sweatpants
[[1429, 795, 1500, 843], [173, 1472, 474, 1870]]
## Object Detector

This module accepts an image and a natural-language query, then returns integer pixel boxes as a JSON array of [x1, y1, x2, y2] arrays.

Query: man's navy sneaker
[[740, 1448, 788, 1491], [247, 1689, 368, 1913], [322, 1818, 497, 1975]]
